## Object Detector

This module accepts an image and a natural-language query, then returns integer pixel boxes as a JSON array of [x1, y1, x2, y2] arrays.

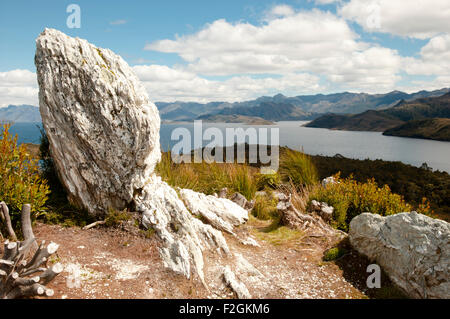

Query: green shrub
[[311, 155, 447, 221], [310, 174, 431, 231], [0, 124, 50, 222], [256, 169, 281, 190], [280, 149, 318, 187]]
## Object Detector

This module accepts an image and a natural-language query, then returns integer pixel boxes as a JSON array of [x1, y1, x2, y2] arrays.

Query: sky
[[0, 0, 449, 106]]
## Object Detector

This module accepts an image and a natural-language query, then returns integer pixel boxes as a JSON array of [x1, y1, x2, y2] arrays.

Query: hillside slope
[[212, 102, 316, 121], [306, 92, 450, 133], [383, 118, 450, 141]]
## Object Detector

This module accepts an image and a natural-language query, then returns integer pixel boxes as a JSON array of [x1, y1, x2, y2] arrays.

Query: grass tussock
[[156, 151, 257, 199], [280, 149, 318, 188], [251, 193, 278, 220]]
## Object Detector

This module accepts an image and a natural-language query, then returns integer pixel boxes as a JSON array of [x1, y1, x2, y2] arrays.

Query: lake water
[[9, 121, 450, 173]]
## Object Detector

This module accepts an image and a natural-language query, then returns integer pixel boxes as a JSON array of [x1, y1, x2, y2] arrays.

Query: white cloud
[[314, 0, 340, 4], [267, 5, 295, 18], [145, 10, 403, 92], [133, 65, 322, 102], [0, 69, 38, 107], [340, 0, 450, 39], [404, 34, 450, 76]]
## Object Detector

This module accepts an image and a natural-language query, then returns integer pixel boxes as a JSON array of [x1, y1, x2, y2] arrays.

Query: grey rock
[[230, 192, 247, 208], [34, 29, 242, 284], [310, 200, 334, 223], [349, 212, 450, 299], [218, 188, 228, 199], [179, 188, 248, 234]]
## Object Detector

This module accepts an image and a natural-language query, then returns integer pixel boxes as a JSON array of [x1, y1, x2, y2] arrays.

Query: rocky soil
[[8, 219, 376, 299]]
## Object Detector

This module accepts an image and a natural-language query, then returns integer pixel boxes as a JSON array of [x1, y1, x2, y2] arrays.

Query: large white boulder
[[34, 29, 254, 286], [349, 212, 450, 299], [35, 28, 161, 215]]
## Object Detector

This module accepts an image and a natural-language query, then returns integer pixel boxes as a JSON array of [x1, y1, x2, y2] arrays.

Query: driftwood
[[82, 220, 106, 230], [0, 202, 62, 299]]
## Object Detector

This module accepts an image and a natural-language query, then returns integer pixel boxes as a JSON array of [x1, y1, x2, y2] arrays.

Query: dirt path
[[6, 218, 372, 299], [32, 223, 207, 299]]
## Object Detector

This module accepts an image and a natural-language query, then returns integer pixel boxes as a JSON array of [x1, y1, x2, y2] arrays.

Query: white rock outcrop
[[179, 189, 248, 234], [349, 212, 450, 299], [223, 266, 252, 299], [35, 28, 160, 215], [135, 176, 230, 282], [34, 29, 255, 287]]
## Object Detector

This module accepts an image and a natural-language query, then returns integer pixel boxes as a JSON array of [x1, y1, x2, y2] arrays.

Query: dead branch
[[82, 220, 106, 230], [0, 202, 17, 241], [21, 204, 38, 251], [0, 202, 62, 299]]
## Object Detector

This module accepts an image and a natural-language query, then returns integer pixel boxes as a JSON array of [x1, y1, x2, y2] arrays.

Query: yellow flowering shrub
[[310, 173, 431, 231], [0, 124, 50, 222]]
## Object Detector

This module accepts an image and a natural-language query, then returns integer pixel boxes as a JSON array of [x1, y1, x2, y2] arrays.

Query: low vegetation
[[309, 174, 431, 231], [156, 147, 441, 232], [251, 193, 278, 220], [279, 149, 318, 187], [311, 155, 449, 221], [104, 208, 131, 227], [0, 124, 50, 226], [156, 151, 258, 200], [323, 247, 348, 261]]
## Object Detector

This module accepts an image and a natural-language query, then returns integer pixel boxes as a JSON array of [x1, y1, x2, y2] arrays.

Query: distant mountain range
[[198, 102, 317, 122], [0, 105, 42, 123], [306, 92, 450, 141], [2, 88, 450, 125], [156, 88, 450, 122]]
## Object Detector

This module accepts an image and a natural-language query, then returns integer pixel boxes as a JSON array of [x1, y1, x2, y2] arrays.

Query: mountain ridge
[[305, 92, 450, 139], [3, 88, 449, 123], [156, 88, 450, 122]]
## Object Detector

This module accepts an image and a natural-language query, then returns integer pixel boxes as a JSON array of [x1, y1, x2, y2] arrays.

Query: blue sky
[[0, 0, 449, 106]]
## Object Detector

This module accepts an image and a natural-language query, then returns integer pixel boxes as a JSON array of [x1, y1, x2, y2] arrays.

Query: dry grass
[[277, 181, 313, 213], [248, 215, 304, 247], [156, 151, 258, 199]]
